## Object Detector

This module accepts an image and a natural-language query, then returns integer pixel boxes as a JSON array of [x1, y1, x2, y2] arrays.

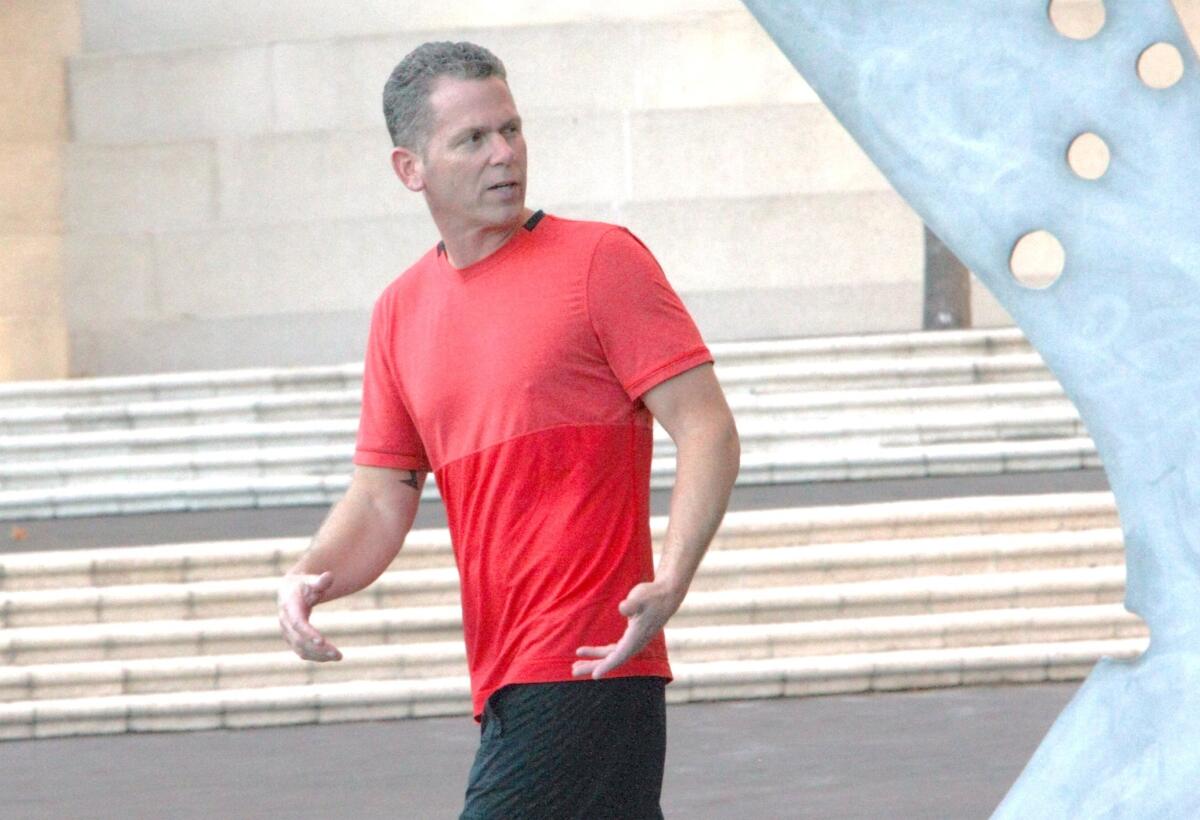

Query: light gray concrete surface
[[0, 680, 1080, 819]]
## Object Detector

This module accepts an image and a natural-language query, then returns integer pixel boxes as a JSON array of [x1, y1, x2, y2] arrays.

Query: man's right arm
[[277, 464, 428, 661]]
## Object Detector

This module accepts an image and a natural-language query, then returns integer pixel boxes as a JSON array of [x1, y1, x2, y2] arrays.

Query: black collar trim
[[437, 210, 544, 257], [523, 209, 546, 231]]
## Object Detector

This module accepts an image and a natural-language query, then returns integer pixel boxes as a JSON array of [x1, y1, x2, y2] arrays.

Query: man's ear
[[391, 146, 425, 192]]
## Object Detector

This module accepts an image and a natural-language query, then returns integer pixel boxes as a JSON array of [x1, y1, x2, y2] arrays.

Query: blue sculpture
[[741, 1, 1200, 815]]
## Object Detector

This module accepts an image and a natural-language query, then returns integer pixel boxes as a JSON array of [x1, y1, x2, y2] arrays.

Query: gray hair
[[382, 41, 508, 152]]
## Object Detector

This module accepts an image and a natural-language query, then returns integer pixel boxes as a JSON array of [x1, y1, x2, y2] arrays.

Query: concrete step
[[0, 444, 354, 491], [0, 379, 1071, 438], [695, 492, 1119, 549], [0, 606, 459, 666], [732, 381, 1070, 421], [0, 638, 1147, 740], [713, 327, 1031, 364], [736, 436, 1100, 484], [0, 474, 354, 521], [0, 329, 1042, 412], [1, 399, 1086, 463], [0, 405, 1089, 492], [723, 406, 1084, 452], [0, 391, 1081, 464], [0, 493, 1120, 590], [721, 353, 1050, 394], [0, 604, 1146, 702], [0, 565, 1129, 664], [670, 638, 1146, 705], [0, 525, 1127, 597], [0, 529, 1126, 628], [673, 566, 1128, 626], [0, 389, 362, 436], [0, 434, 1103, 520], [0, 363, 361, 412]]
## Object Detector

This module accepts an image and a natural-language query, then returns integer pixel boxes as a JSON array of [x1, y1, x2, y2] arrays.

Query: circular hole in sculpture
[[1067, 132, 1111, 179], [1048, 0, 1106, 40], [1010, 230, 1066, 289], [1138, 42, 1185, 89]]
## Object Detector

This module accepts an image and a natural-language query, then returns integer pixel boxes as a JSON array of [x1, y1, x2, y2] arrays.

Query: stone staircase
[[0, 327, 1101, 521], [0, 492, 1145, 740]]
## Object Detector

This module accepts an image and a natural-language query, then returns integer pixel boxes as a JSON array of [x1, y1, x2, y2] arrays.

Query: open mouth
[[487, 182, 518, 191]]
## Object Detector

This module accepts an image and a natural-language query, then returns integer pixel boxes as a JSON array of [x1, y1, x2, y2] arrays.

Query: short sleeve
[[586, 228, 714, 401], [354, 295, 432, 471]]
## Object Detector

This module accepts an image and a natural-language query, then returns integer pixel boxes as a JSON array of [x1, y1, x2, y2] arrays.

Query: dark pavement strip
[[2, 468, 1110, 553], [0, 681, 1078, 819]]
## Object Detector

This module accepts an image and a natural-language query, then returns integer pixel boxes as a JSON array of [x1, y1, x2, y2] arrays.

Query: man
[[277, 41, 740, 818]]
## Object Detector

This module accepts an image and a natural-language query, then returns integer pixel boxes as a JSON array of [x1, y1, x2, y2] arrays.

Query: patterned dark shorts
[[460, 676, 668, 820]]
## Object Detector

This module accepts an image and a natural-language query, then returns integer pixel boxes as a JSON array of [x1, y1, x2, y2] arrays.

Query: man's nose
[[488, 133, 516, 164]]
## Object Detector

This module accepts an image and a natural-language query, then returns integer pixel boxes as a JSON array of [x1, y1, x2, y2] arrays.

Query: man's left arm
[[573, 363, 740, 679]]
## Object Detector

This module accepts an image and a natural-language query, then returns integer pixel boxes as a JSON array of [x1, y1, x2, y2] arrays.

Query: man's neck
[[438, 209, 534, 268]]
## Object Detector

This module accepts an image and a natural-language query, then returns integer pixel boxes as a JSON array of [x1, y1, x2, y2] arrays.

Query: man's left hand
[[572, 580, 684, 679]]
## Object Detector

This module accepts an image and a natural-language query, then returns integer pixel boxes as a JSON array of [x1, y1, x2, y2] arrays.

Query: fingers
[[573, 621, 645, 680], [301, 633, 343, 662], [575, 645, 616, 658], [574, 583, 675, 678], [572, 659, 601, 678], [572, 644, 615, 677], [573, 648, 630, 679], [279, 606, 319, 650], [277, 573, 342, 662], [589, 630, 641, 679], [280, 611, 342, 661]]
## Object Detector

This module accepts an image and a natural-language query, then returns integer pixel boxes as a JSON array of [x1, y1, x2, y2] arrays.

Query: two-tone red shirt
[[353, 212, 714, 718]]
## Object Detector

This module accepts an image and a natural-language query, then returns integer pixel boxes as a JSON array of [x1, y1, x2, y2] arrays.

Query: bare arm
[[573, 363, 741, 678], [278, 464, 428, 661]]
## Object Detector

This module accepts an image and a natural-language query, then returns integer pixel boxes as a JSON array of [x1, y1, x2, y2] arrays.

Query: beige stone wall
[[64, 3, 925, 375], [8, 1, 1198, 376], [0, 0, 78, 381]]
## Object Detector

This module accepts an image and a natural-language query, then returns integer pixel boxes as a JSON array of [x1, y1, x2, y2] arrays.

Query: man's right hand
[[277, 571, 344, 662]]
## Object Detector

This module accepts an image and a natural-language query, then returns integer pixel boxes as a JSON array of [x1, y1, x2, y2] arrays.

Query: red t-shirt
[[353, 212, 714, 718]]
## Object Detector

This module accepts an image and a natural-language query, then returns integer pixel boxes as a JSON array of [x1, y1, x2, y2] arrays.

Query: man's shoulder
[[537, 214, 640, 253], [373, 243, 441, 308]]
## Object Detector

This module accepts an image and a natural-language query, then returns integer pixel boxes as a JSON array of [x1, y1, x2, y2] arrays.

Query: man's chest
[[387, 266, 626, 465]]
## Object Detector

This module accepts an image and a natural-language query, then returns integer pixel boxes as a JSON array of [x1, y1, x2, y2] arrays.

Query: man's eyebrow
[[448, 125, 483, 143], [448, 117, 521, 142]]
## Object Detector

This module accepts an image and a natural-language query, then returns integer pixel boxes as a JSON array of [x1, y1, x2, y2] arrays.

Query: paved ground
[[0, 682, 1078, 819], [3, 468, 1110, 553]]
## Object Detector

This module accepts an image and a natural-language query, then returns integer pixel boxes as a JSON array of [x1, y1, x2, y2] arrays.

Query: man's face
[[409, 75, 528, 235]]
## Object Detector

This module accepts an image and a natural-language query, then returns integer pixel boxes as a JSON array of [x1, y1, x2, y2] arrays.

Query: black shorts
[[460, 676, 668, 820]]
